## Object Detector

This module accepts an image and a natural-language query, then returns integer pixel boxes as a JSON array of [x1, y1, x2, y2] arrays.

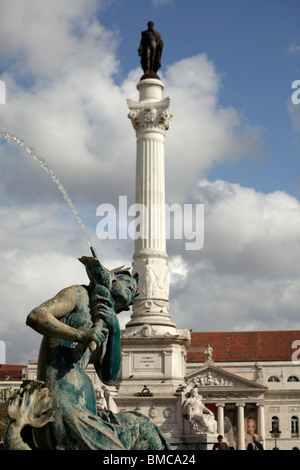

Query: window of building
[[291, 416, 299, 437], [287, 376, 299, 382], [268, 376, 280, 382], [271, 416, 280, 433]]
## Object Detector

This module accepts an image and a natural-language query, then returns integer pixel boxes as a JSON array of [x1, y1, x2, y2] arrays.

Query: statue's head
[[78, 256, 139, 313], [147, 21, 154, 29], [111, 272, 139, 313], [190, 387, 200, 398]]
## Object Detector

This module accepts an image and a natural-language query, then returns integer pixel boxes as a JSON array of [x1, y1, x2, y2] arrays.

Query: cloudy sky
[[0, 0, 299, 364]]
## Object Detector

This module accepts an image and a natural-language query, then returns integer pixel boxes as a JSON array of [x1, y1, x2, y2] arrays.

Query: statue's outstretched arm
[[26, 285, 103, 346]]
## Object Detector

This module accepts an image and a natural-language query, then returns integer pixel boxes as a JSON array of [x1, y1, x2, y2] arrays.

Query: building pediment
[[184, 364, 267, 399]]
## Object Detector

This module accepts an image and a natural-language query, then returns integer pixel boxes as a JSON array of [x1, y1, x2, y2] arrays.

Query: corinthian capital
[[127, 97, 173, 132]]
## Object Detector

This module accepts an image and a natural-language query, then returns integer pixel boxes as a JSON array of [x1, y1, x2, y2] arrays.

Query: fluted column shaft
[[135, 132, 166, 252], [126, 79, 175, 330]]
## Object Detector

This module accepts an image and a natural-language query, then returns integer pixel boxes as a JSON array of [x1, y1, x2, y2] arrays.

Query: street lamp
[[270, 430, 281, 449]]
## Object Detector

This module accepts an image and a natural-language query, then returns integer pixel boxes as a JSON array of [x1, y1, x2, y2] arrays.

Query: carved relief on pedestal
[[122, 323, 190, 341], [163, 407, 173, 419], [134, 256, 170, 300], [127, 98, 173, 132], [132, 255, 170, 318], [149, 405, 157, 419], [132, 299, 170, 318]]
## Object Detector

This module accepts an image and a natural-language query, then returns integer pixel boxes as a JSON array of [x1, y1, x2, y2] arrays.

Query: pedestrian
[[212, 434, 230, 450]]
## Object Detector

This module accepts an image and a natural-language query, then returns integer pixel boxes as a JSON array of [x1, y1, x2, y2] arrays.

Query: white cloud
[[170, 179, 300, 332], [195, 179, 300, 278], [162, 55, 266, 202], [169, 255, 188, 284], [0, 0, 114, 79]]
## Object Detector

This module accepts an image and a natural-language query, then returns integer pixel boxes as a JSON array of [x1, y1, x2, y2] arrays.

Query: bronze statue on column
[[138, 21, 163, 79]]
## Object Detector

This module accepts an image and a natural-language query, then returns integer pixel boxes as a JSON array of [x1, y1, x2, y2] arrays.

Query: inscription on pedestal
[[133, 352, 163, 372]]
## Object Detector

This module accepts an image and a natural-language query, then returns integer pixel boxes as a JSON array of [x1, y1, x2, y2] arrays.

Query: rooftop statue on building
[[4, 256, 172, 450]]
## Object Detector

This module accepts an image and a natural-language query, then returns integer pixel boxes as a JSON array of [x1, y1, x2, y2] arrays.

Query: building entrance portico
[[183, 363, 267, 449]]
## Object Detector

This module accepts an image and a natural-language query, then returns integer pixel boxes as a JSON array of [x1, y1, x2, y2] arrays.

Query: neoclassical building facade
[[185, 330, 300, 450]]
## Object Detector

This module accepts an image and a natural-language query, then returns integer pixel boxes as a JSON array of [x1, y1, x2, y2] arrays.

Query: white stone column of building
[[257, 403, 265, 447], [216, 403, 225, 436], [236, 403, 246, 450], [126, 78, 176, 333]]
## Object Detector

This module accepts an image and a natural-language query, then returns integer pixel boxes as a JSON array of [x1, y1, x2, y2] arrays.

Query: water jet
[[0, 131, 99, 260]]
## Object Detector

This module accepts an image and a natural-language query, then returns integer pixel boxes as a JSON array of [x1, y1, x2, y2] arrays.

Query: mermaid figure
[[4, 256, 171, 450]]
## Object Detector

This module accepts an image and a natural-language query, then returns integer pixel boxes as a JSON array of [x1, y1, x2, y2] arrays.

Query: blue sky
[[0, 0, 300, 363]]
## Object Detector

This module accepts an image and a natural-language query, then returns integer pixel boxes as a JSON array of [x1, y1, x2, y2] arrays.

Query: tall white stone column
[[257, 403, 265, 447], [216, 403, 225, 435], [117, 76, 190, 447], [236, 403, 246, 450], [126, 78, 175, 333]]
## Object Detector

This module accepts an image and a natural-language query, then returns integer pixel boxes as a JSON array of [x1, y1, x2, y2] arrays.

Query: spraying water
[[0, 131, 99, 259]]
